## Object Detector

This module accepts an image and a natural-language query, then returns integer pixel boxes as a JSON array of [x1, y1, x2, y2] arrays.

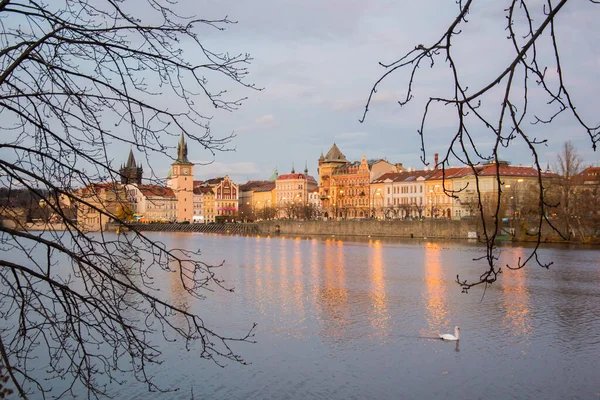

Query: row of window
[[387, 197, 424, 206], [387, 186, 424, 194], [277, 184, 304, 190]]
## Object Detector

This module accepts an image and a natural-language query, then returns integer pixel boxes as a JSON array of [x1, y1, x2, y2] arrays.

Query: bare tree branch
[[0, 0, 258, 397], [361, 0, 599, 291]]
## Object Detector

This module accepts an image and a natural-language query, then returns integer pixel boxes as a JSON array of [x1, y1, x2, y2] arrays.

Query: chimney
[[434, 153, 439, 169]]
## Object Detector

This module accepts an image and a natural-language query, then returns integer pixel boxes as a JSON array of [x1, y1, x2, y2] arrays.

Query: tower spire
[[176, 132, 191, 164], [125, 146, 137, 169]]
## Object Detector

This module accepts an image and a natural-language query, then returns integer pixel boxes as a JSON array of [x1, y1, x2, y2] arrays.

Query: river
[[14, 233, 600, 398]]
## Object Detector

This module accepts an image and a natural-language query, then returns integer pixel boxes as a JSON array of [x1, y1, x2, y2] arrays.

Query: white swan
[[439, 326, 460, 341]]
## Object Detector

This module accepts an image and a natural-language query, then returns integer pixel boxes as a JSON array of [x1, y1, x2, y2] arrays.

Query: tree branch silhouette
[[0, 0, 258, 397], [361, 0, 598, 292]]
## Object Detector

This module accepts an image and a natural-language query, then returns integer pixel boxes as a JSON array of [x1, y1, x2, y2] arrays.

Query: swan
[[439, 326, 460, 341]]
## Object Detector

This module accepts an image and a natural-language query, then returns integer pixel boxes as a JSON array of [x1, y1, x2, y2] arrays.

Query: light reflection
[[316, 237, 349, 342], [168, 233, 196, 313], [423, 242, 450, 335], [501, 247, 532, 338], [168, 256, 196, 332], [368, 239, 390, 339], [252, 234, 268, 317], [309, 238, 321, 303], [291, 237, 306, 325]]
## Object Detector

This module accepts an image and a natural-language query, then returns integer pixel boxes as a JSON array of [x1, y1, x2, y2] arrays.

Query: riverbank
[[259, 219, 477, 239], [120, 219, 599, 244], [6, 218, 597, 244]]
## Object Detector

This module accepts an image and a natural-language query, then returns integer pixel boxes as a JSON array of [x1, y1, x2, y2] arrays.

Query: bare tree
[[0, 0, 257, 398], [361, 0, 599, 292], [554, 141, 583, 235]]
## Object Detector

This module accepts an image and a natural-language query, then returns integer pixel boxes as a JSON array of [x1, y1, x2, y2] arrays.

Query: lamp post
[[339, 189, 344, 220], [429, 189, 434, 219]]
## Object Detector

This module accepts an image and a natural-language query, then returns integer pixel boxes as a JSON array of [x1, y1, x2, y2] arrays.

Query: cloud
[[255, 114, 275, 125], [335, 131, 368, 139], [190, 161, 262, 183], [332, 89, 406, 113]]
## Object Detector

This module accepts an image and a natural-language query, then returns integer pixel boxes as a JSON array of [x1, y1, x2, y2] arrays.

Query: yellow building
[[239, 181, 276, 221], [318, 144, 398, 219], [193, 186, 215, 223], [450, 163, 545, 220], [253, 185, 276, 220], [166, 133, 194, 222], [425, 167, 469, 219], [318, 143, 349, 218], [76, 183, 128, 231]]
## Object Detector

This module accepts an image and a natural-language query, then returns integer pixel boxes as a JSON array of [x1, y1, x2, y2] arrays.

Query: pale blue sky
[[122, 0, 600, 184]]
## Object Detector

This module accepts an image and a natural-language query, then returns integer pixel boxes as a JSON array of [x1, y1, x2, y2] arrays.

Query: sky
[[120, 0, 600, 184]]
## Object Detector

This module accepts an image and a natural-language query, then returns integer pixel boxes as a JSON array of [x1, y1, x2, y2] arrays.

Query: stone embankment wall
[[128, 223, 258, 235], [257, 220, 479, 239], [256, 219, 599, 243], [0, 220, 69, 231]]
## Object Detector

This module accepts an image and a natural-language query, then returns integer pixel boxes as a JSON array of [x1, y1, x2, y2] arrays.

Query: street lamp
[[339, 190, 344, 219], [429, 189, 434, 219]]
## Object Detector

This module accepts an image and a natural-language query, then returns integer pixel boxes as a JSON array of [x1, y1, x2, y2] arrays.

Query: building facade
[[372, 170, 431, 219], [275, 169, 318, 219], [126, 184, 177, 222], [76, 183, 128, 231], [193, 186, 215, 223], [318, 143, 349, 218], [239, 180, 274, 221], [166, 133, 194, 222]]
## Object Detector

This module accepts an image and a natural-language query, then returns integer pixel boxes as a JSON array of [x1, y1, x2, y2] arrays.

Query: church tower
[[168, 132, 194, 222], [119, 148, 143, 184]]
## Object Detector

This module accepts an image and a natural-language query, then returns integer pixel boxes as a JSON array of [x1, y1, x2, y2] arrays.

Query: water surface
[[13, 233, 600, 399]]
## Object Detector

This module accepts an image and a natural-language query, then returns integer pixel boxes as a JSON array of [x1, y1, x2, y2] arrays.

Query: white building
[[125, 184, 177, 222]]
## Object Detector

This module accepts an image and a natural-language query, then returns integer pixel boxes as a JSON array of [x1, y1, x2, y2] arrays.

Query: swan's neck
[[455, 328, 460, 340]]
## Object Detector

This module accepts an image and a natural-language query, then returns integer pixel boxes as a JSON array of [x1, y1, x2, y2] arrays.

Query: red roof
[[426, 167, 473, 180], [374, 170, 434, 183], [477, 165, 541, 177], [277, 173, 317, 183], [193, 186, 214, 195], [137, 185, 175, 198], [574, 167, 600, 184]]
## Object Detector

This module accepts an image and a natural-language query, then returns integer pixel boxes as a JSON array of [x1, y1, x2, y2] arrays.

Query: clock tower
[[168, 132, 194, 222]]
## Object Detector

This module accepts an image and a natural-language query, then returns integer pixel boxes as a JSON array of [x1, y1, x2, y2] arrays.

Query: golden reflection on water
[[291, 237, 306, 322], [368, 239, 390, 339], [423, 242, 450, 334], [316, 238, 349, 342], [501, 247, 532, 338], [253, 235, 271, 317], [167, 233, 196, 313], [168, 252, 199, 332]]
